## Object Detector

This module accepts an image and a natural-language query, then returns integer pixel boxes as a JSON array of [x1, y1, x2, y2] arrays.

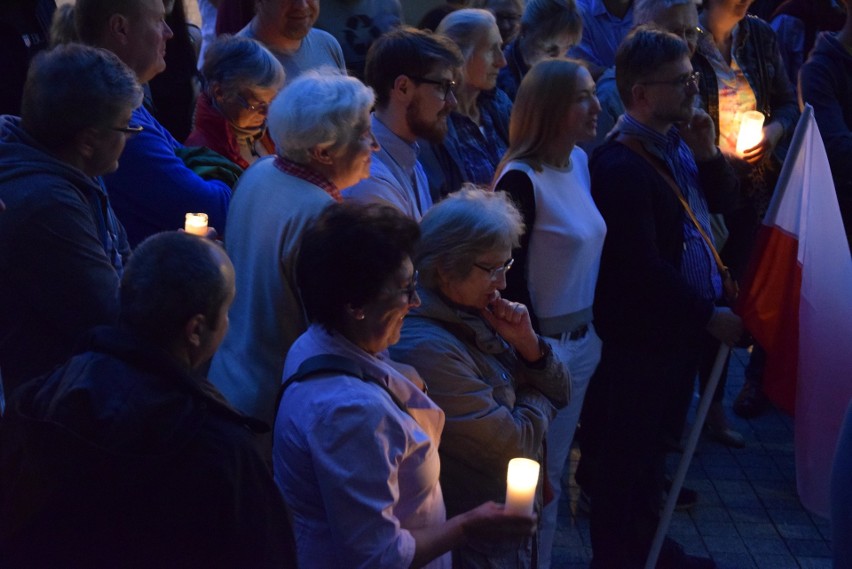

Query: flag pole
[[644, 343, 731, 569]]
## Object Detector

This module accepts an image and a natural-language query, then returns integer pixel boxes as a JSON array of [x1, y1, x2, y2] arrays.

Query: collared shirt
[[448, 101, 508, 187], [618, 114, 722, 301], [274, 156, 342, 202], [569, 0, 634, 69], [342, 115, 432, 220]]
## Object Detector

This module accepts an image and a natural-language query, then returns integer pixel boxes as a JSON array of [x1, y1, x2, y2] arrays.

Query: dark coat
[[0, 327, 296, 569]]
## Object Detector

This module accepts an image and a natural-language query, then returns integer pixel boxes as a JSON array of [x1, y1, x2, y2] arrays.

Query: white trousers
[[538, 324, 602, 568]]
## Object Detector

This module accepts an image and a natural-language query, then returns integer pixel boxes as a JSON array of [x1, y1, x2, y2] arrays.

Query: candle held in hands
[[184, 213, 208, 236], [505, 458, 539, 516], [735, 111, 765, 156]]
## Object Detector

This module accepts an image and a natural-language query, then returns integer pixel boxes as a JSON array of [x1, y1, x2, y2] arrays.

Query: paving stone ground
[[550, 347, 833, 568]]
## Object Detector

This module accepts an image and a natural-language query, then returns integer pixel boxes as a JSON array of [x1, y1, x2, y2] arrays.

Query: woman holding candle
[[420, 9, 513, 198], [390, 188, 571, 569], [493, 57, 605, 568], [274, 202, 536, 569], [688, 0, 798, 431], [185, 35, 285, 170]]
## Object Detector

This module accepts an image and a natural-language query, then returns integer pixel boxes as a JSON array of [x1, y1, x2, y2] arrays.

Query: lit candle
[[504, 458, 540, 516], [184, 213, 208, 236], [735, 110, 765, 156]]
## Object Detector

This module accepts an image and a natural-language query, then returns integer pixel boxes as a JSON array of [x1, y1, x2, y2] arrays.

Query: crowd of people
[[0, 0, 850, 568]]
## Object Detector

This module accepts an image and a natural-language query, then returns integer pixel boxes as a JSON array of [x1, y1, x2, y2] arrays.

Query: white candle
[[184, 212, 208, 236], [735, 110, 765, 156], [504, 458, 540, 515]]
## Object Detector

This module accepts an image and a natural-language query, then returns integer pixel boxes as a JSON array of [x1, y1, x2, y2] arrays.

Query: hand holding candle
[[504, 458, 540, 516], [735, 111, 765, 156], [184, 213, 208, 236]]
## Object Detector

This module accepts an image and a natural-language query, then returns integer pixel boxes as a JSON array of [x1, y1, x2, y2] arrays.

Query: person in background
[[497, 0, 584, 101], [584, 27, 741, 568], [391, 188, 571, 569], [0, 44, 139, 400], [420, 9, 511, 199], [48, 2, 77, 45], [149, 0, 203, 142], [0, 0, 55, 116], [799, 0, 852, 247], [569, 0, 634, 79], [692, 0, 799, 421], [75, 0, 232, 247], [239, 0, 345, 83], [0, 232, 296, 569], [493, 57, 605, 569], [276, 201, 536, 569], [314, 0, 403, 79], [770, 0, 845, 90], [186, 35, 285, 169], [208, 71, 379, 432], [470, 0, 524, 46], [344, 26, 463, 220], [418, 2, 462, 31], [197, 0, 220, 65], [583, 0, 701, 154]]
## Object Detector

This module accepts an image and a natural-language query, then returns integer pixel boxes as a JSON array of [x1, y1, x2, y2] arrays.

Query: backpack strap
[[274, 354, 412, 428]]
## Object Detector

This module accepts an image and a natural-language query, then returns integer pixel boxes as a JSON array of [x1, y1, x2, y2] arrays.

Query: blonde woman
[[493, 57, 605, 568]]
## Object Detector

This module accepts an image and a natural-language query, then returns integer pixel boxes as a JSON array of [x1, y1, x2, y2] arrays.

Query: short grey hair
[[436, 8, 496, 59], [634, 0, 695, 26], [200, 35, 285, 98], [267, 69, 376, 164], [417, 186, 525, 287], [21, 43, 143, 151]]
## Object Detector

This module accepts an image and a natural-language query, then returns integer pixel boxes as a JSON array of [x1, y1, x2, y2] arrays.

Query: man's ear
[[106, 13, 131, 45], [391, 74, 414, 102], [631, 83, 648, 107], [184, 313, 207, 348], [74, 127, 100, 162]]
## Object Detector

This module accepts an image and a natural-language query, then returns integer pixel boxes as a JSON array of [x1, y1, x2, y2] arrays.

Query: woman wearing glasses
[[493, 57, 606, 569], [420, 9, 513, 197], [275, 202, 536, 569], [391, 188, 571, 569], [186, 35, 285, 169]]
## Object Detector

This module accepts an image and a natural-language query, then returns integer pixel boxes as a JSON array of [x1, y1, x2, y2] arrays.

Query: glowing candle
[[184, 213, 208, 236], [505, 458, 540, 515], [736, 110, 765, 156]]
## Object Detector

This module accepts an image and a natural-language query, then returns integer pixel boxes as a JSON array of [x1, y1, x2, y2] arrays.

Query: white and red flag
[[736, 104, 852, 517]]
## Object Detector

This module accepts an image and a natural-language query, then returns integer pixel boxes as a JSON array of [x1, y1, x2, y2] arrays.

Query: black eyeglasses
[[388, 270, 419, 304], [408, 76, 457, 101], [473, 258, 514, 281], [236, 93, 270, 113], [640, 71, 700, 89], [111, 124, 144, 138]]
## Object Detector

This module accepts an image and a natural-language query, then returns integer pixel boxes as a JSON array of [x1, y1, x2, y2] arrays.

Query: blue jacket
[[0, 116, 129, 394], [102, 105, 232, 247]]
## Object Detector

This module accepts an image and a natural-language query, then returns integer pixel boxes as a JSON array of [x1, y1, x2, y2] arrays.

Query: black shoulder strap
[[274, 354, 412, 425]]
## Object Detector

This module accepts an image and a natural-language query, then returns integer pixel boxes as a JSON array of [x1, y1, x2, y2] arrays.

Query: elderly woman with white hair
[[390, 188, 571, 568], [208, 70, 379, 430], [186, 35, 285, 169], [420, 9, 512, 198]]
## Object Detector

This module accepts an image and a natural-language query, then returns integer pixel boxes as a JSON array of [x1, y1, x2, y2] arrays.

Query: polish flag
[[736, 104, 852, 517]]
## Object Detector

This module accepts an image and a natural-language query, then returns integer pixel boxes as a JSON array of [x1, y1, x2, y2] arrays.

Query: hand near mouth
[[480, 295, 542, 362]]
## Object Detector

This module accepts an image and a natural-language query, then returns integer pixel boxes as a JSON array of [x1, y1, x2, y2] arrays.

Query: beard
[[406, 97, 450, 144]]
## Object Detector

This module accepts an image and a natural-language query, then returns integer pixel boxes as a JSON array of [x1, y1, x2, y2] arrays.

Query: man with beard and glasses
[[343, 27, 462, 220], [583, 27, 742, 568]]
